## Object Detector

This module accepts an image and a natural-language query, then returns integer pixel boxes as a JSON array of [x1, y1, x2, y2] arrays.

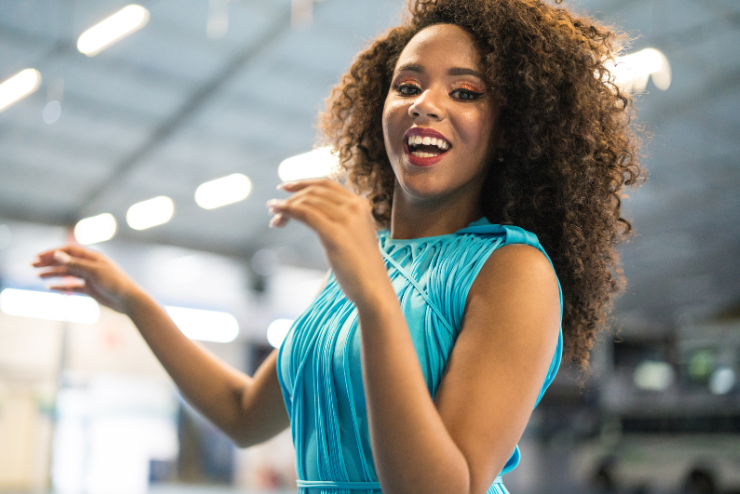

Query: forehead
[[395, 24, 482, 71]]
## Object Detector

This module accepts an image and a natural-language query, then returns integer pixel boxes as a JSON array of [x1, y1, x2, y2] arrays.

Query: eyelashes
[[392, 82, 484, 101], [451, 88, 484, 100]]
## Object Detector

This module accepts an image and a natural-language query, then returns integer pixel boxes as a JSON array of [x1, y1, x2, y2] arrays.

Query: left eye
[[451, 89, 483, 100]]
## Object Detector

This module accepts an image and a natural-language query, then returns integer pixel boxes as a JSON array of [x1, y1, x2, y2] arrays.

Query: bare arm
[[358, 244, 560, 494], [33, 245, 289, 447], [269, 179, 561, 494]]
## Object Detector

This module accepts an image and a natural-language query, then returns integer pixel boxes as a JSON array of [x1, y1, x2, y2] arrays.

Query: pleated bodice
[[277, 218, 563, 493]]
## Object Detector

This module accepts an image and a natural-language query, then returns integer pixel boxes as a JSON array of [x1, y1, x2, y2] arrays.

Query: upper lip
[[403, 127, 452, 148]]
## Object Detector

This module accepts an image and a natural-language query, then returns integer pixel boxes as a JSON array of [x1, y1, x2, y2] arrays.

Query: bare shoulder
[[468, 243, 559, 306], [464, 243, 560, 343]]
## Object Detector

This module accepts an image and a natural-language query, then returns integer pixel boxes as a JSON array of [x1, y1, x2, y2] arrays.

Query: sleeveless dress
[[277, 218, 563, 494]]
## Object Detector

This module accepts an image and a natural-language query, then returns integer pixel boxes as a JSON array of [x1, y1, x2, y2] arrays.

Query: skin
[[381, 24, 504, 240], [34, 24, 560, 494]]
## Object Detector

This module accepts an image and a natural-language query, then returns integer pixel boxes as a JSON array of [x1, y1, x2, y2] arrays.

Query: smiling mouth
[[405, 134, 451, 158]]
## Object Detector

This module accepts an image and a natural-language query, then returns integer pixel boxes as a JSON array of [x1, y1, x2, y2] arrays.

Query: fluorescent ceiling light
[[195, 173, 252, 210], [77, 4, 150, 56], [267, 319, 294, 348], [0, 288, 100, 324], [606, 48, 671, 93], [165, 306, 239, 343], [278, 147, 339, 182], [0, 69, 41, 113], [127, 196, 174, 230], [74, 213, 117, 245]]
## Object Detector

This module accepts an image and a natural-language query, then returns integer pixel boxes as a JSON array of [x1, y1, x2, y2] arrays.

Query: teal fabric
[[277, 218, 563, 494]]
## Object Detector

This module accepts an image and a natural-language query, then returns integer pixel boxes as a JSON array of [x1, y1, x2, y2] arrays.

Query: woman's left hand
[[267, 179, 390, 306]]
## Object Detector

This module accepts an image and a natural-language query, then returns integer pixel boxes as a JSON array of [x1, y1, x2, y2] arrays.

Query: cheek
[[382, 98, 408, 136], [457, 107, 495, 151]]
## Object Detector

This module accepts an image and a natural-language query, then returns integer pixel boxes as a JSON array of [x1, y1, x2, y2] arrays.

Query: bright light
[[633, 360, 674, 391], [267, 319, 293, 348], [710, 367, 736, 395], [165, 306, 239, 343], [126, 196, 174, 230], [74, 213, 117, 245], [605, 48, 671, 93], [77, 5, 150, 56], [195, 173, 252, 210], [0, 288, 100, 324], [278, 147, 339, 182], [0, 69, 41, 113]]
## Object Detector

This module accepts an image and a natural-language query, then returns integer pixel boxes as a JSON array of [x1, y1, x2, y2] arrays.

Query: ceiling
[[0, 0, 738, 330]]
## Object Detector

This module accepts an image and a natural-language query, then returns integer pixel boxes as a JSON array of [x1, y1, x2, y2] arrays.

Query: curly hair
[[319, 0, 644, 369]]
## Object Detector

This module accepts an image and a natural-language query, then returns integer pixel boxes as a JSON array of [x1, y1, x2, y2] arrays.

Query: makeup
[[402, 127, 452, 167]]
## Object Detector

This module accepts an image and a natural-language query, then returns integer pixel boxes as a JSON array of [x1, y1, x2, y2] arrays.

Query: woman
[[34, 0, 642, 492]]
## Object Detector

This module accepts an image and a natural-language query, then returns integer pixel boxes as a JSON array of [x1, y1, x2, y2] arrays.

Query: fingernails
[[31, 257, 40, 266], [266, 199, 284, 209], [269, 214, 283, 229], [276, 182, 295, 190], [53, 250, 71, 265]]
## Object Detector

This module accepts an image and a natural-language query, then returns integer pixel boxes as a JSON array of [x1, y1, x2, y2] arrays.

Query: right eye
[[397, 84, 421, 96]]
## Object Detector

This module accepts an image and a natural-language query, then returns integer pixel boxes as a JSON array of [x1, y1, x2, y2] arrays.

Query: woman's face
[[382, 23, 501, 207]]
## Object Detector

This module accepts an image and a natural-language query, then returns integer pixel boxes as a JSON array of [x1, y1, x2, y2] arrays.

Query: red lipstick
[[402, 127, 452, 167]]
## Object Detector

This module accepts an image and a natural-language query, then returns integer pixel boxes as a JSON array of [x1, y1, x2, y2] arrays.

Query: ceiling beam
[[74, 6, 294, 218]]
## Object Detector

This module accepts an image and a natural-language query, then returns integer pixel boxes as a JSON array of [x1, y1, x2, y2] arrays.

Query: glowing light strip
[[77, 5, 150, 56], [0, 69, 41, 113], [0, 288, 100, 324], [165, 306, 239, 343], [0, 290, 239, 343], [278, 147, 339, 182]]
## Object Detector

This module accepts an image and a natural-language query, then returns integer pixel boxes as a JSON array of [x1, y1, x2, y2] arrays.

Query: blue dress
[[277, 218, 563, 494]]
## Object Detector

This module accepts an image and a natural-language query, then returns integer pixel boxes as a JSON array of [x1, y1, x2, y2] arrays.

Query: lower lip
[[403, 142, 450, 167]]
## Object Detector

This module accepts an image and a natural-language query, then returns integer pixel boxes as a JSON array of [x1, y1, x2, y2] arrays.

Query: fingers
[[38, 266, 76, 278], [34, 252, 99, 280], [270, 198, 334, 236], [269, 194, 345, 224], [268, 213, 289, 229], [277, 178, 349, 199], [33, 245, 100, 267], [47, 284, 89, 295], [268, 178, 372, 235]]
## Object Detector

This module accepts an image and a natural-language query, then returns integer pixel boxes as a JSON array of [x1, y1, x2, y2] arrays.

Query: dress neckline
[[380, 217, 492, 245]]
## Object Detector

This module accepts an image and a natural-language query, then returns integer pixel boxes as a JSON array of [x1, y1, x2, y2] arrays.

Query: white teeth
[[407, 134, 450, 152]]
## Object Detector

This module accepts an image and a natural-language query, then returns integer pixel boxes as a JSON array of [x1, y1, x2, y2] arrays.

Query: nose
[[408, 88, 445, 121]]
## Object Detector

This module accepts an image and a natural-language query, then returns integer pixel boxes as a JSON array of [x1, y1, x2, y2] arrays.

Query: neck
[[389, 181, 484, 240]]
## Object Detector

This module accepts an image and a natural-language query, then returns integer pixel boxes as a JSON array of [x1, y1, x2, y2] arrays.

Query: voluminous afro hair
[[320, 0, 644, 369]]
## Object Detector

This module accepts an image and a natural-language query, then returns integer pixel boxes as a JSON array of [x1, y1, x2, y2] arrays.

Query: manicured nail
[[31, 257, 40, 265], [276, 182, 295, 190], [53, 250, 71, 264], [269, 213, 286, 229]]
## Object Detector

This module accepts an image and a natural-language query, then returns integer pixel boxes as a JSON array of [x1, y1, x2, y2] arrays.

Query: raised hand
[[267, 179, 391, 307], [32, 245, 143, 314]]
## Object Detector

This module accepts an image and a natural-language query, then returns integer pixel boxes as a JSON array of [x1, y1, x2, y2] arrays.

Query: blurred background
[[0, 0, 739, 493]]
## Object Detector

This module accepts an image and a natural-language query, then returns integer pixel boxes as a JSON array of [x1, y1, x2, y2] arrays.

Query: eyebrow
[[395, 63, 484, 79]]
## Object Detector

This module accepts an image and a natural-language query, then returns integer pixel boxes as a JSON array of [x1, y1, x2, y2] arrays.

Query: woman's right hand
[[32, 245, 143, 314]]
